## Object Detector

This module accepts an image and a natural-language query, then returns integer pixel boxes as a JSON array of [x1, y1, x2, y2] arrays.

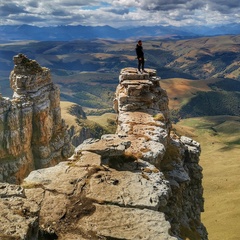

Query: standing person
[[136, 40, 147, 73]]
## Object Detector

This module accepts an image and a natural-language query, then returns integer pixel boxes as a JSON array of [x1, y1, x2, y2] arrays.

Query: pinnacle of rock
[[114, 67, 171, 167], [10, 53, 52, 96], [0, 54, 73, 183], [13, 53, 43, 74]]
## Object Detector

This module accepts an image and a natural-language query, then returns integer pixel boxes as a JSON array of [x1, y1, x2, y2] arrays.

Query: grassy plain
[[174, 116, 240, 240]]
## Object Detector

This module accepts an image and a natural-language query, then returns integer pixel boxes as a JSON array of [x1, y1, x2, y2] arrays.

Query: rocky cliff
[[0, 54, 73, 183], [0, 67, 207, 239]]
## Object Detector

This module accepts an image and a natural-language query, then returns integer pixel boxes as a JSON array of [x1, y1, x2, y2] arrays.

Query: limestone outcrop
[[0, 54, 73, 183], [0, 67, 207, 239]]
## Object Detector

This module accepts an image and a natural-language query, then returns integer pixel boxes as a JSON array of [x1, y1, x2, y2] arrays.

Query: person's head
[[138, 40, 142, 45]]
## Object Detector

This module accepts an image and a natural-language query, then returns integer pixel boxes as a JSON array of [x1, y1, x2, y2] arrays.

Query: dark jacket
[[136, 44, 144, 59]]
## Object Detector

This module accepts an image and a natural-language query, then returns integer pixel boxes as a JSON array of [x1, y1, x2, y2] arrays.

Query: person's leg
[[142, 58, 145, 70], [138, 59, 141, 71]]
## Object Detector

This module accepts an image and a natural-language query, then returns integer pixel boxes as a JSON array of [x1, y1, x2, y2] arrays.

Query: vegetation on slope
[[179, 91, 240, 118]]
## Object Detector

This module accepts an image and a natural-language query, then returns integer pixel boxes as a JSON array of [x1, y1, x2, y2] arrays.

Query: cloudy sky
[[0, 0, 240, 27]]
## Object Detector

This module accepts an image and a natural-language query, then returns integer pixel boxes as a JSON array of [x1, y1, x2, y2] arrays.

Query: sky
[[0, 0, 240, 28]]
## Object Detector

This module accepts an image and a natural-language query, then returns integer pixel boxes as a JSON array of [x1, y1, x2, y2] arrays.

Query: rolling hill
[[0, 35, 240, 118]]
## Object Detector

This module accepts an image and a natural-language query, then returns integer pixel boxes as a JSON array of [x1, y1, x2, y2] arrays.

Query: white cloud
[[0, 0, 239, 27]]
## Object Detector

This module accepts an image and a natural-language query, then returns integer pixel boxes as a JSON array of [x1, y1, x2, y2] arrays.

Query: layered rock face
[[0, 54, 73, 183], [0, 67, 207, 239], [114, 68, 171, 167]]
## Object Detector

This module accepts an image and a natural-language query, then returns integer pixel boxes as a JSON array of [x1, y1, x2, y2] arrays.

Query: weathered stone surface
[[79, 204, 177, 240], [20, 150, 177, 240], [0, 54, 73, 183], [0, 67, 207, 240], [74, 134, 131, 157], [119, 67, 157, 81], [0, 183, 39, 239], [87, 159, 170, 210], [24, 161, 88, 195]]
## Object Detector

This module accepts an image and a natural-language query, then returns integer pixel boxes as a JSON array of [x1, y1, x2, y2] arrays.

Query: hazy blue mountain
[[0, 23, 239, 41], [180, 23, 240, 36], [0, 24, 125, 41]]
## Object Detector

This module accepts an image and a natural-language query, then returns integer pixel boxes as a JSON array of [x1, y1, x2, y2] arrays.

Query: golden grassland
[[174, 116, 240, 240], [87, 113, 117, 129], [60, 101, 80, 127]]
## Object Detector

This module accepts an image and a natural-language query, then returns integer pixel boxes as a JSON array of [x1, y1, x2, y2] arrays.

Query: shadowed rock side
[[0, 54, 73, 183], [0, 67, 207, 239]]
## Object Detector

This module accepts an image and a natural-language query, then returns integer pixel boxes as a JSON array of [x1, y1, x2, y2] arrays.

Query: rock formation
[[0, 67, 208, 239], [0, 54, 73, 183]]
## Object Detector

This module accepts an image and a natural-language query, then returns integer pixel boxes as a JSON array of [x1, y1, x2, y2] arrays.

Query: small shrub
[[153, 113, 165, 121]]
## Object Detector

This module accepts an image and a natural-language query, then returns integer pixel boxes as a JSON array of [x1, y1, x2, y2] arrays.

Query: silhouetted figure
[[136, 40, 147, 73]]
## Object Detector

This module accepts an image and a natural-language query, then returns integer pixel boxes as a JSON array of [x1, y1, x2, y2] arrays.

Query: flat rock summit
[[0, 57, 208, 240]]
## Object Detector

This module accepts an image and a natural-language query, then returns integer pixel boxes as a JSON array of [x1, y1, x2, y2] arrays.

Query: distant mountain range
[[0, 23, 240, 41]]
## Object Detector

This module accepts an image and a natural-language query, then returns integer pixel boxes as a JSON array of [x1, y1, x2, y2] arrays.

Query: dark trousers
[[138, 58, 144, 71]]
